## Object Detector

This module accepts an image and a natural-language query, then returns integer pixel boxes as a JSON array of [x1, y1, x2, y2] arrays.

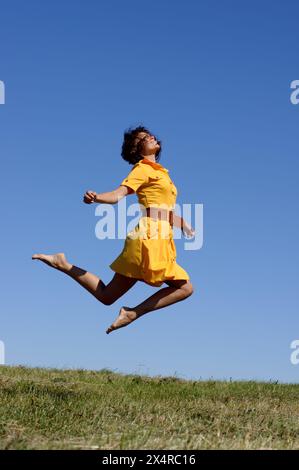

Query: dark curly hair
[[121, 125, 162, 165]]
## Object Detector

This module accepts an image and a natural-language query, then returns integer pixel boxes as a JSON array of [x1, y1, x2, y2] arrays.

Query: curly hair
[[121, 125, 162, 165]]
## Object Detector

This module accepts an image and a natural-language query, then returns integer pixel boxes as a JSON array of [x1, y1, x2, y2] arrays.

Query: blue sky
[[1, 0, 298, 382]]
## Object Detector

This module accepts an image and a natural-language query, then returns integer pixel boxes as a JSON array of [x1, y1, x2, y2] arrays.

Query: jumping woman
[[32, 126, 195, 334]]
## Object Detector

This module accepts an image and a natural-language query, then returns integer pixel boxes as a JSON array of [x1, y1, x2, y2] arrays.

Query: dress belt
[[145, 207, 174, 227]]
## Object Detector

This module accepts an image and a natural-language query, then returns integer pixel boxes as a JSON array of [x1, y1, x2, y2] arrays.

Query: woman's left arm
[[172, 214, 195, 238]]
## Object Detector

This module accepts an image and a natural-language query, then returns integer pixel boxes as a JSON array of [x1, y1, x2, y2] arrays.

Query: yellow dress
[[109, 158, 190, 287]]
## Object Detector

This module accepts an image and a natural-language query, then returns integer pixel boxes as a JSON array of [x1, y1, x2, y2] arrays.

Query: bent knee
[[181, 281, 194, 298], [100, 296, 116, 306]]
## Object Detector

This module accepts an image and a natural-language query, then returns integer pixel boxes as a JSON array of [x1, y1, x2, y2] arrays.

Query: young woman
[[32, 126, 195, 334]]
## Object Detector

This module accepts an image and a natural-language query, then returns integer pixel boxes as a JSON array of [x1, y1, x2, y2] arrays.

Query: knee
[[100, 296, 116, 306], [181, 281, 194, 298]]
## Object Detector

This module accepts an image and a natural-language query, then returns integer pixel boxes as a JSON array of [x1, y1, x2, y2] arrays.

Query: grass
[[0, 365, 299, 449]]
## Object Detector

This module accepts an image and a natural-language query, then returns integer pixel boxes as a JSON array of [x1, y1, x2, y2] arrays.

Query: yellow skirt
[[109, 216, 190, 287]]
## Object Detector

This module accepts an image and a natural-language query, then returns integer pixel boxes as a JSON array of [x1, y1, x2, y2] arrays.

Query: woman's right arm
[[83, 185, 130, 205]]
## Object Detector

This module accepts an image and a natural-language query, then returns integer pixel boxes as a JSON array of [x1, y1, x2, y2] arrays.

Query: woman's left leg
[[32, 252, 138, 304], [106, 279, 194, 334]]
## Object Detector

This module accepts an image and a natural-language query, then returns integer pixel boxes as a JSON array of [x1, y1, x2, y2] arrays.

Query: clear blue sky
[[1, 0, 298, 382]]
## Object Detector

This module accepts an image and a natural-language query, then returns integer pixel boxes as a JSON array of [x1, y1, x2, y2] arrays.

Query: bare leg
[[106, 279, 194, 334], [31, 252, 138, 304]]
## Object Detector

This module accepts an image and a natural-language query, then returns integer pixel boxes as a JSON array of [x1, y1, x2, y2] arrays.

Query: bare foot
[[106, 306, 138, 334], [31, 252, 70, 271]]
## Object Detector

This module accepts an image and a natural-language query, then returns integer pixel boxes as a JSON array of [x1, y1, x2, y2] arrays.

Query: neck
[[141, 154, 156, 163]]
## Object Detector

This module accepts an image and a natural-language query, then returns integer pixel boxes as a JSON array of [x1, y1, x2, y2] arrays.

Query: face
[[136, 131, 160, 157]]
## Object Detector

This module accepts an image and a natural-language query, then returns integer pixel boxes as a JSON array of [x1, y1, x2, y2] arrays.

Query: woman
[[32, 126, 195, 334]]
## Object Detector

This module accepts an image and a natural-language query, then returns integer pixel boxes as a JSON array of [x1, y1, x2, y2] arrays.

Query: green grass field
[[0, 365, 298, 449]]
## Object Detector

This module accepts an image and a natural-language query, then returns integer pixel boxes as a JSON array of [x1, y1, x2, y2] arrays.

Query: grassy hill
[[0, 365, 298, 449]]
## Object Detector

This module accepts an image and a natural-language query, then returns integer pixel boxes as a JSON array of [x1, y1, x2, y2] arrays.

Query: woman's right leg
[[106, 279, 194, 334], [32, 252, 138, 305]]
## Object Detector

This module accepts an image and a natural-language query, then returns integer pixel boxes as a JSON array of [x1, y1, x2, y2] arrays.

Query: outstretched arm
[[83, 185, 130, 205]]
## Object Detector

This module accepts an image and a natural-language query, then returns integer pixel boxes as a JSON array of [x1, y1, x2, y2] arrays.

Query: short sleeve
[[120, 165, 148, 193]]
